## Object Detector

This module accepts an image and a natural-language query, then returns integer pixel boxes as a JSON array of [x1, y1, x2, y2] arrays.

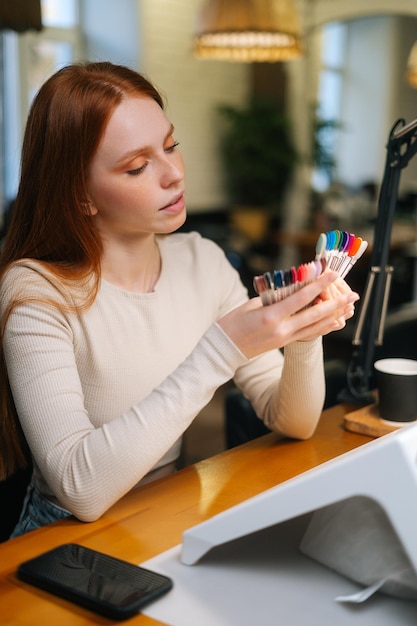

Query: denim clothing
[[10, 483, 72, 538]]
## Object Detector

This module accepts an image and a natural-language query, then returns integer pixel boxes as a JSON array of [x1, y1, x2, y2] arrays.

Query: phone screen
[[17, 543, 173, 620]]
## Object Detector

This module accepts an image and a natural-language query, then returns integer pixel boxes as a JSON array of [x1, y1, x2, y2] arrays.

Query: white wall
[[335, 15, 417, 194], [391, 16, 417, 194], [337, 16, 395, 189], [81, 0, 139, 68], [303, 0, 417, 24]]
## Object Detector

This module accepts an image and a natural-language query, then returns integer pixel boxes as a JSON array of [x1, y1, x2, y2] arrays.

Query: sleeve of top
[[2, 274, 248, 522], [233, 338, 325, 440]]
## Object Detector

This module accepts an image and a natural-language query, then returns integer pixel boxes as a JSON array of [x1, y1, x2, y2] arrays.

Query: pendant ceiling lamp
[[406, 41, 417, 88], [193, 0, 302, 62], [0, 0, 42, 32]]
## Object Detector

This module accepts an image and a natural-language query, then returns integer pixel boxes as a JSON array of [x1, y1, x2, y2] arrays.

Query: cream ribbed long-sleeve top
[[1, 232, 325, 521]]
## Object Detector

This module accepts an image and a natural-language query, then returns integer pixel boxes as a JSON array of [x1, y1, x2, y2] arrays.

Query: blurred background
[[1, 0, 417, 463]]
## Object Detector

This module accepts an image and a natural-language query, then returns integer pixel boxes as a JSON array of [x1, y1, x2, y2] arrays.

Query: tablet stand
[[181, 424, 417, 568]]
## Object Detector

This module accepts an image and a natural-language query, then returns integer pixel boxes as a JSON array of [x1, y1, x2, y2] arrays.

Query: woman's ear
[[84, 199, 98, 216]]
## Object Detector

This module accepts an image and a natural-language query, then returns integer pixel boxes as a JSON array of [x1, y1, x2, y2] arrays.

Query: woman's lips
[[160, 193, 185, 214]]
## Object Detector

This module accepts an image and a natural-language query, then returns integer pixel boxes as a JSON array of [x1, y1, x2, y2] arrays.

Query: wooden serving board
[[343, 402, 402, 437]]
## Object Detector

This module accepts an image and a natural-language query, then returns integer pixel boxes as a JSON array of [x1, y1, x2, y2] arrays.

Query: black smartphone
[[17, 543, 173, 621]]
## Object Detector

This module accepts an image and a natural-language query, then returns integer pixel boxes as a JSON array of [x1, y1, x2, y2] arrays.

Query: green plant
[[312, 104, 343, 182], [217, 99, 298, 208]]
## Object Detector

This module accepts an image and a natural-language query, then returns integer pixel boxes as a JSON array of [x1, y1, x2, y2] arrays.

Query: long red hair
[[0, 62, 164, 477]]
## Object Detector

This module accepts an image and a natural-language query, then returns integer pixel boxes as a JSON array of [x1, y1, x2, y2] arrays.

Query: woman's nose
[[160, 153, 184, 187]]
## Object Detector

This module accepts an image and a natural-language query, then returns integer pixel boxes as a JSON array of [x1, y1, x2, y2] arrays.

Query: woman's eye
[[165, 141, 179, 153], [127, 163, 147, 176], [125, 141, 179, 175]]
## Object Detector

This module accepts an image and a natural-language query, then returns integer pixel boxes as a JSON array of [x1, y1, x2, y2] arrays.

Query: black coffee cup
[[374, 358, 417, 424]]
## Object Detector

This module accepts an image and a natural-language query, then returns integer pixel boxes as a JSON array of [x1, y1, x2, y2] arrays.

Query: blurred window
[[313, 22, 346, 191], [1, 0, 82, 217]]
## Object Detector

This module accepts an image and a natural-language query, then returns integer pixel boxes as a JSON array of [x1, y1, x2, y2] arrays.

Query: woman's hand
[[217, 270, 359, 359]]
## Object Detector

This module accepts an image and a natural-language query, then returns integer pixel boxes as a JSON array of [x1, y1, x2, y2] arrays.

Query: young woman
[[0, 62, 359, 537]]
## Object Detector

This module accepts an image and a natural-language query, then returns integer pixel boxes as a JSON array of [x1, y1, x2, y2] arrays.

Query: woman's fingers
[[288, 295, 358, 342], [218, 271, 360, 359]]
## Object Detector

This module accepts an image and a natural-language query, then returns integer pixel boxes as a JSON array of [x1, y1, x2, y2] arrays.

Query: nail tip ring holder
[[253, 230, 367, 312], [181, 422, 417, 571]]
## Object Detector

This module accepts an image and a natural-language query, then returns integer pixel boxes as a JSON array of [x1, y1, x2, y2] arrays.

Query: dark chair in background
[[0, 464, 31, 542]]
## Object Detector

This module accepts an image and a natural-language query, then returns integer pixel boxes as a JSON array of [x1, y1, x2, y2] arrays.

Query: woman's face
[[87, 95, 186, 240]]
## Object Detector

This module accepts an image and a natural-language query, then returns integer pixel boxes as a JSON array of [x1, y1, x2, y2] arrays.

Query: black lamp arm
[[339, 117, 417, 404]]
